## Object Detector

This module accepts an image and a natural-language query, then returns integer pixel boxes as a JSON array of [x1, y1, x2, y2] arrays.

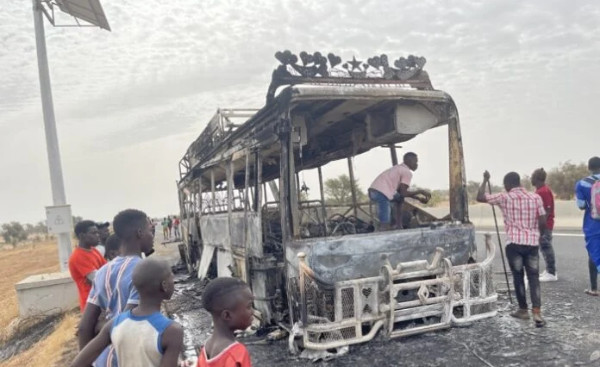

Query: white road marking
[[476, 231, 584, 238]]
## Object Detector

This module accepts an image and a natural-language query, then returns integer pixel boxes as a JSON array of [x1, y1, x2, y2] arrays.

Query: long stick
[[488, 181, 513, 304]]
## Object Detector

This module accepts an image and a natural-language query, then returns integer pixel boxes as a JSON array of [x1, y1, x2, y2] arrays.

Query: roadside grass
[[0, 236, 179, 366], [0, 313, 79, 367], [0, 241, 60, 340]]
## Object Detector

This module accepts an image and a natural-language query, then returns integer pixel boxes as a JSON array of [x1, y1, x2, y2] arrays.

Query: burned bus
[[177, 51, 497, 351]]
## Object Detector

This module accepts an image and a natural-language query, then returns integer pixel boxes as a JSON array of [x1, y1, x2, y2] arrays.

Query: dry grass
[[0, 313, 79, 367], [0, 237, 179, 366], [0, 241, 60, 337], [0, 237, 177, 336]]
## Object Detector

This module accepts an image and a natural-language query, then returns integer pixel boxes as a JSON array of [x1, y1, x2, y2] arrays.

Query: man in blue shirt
[[78, 209, 155, 366], [575, 156, 600, 296]]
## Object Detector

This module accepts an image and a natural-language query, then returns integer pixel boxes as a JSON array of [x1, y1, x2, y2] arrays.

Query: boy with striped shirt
[[77, 209, 155, 367], [71, 258, 183, 367]]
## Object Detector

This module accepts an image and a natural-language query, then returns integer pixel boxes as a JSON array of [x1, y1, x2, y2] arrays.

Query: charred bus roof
[[179, 51, 459, 190]]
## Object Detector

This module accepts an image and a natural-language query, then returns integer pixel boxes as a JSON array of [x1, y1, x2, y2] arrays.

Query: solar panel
[[55, 0, 111, 31]]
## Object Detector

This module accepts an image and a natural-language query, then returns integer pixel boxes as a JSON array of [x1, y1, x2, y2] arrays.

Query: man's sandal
[[584, 289, 599, 296]]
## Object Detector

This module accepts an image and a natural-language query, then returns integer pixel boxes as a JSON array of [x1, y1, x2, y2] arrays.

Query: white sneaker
[[539, 271, 558, 282]]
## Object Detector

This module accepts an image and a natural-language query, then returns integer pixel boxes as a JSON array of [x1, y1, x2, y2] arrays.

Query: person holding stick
[[477, 171, 547, 327]]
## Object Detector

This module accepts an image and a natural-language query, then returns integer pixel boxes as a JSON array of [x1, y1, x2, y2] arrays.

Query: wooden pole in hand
[[488, 181, 513, 304]]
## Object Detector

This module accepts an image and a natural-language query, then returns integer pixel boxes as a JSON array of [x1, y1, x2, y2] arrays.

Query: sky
[[1, 0, 599, 224]]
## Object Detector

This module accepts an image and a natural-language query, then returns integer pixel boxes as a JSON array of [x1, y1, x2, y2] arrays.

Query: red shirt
[[68, 247, 106, 312], [485, 187, 545, 246], [197, 342, 251, 367], [535, 185, 555, 230]]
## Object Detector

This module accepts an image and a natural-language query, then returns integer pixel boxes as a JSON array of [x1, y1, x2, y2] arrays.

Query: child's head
[[203, 277, 253, 331], [132, 258, 175, 301], [104, 234, 121, 260]]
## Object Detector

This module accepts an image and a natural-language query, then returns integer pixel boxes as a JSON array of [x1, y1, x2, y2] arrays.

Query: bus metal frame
[[177, 51, 497, 350]]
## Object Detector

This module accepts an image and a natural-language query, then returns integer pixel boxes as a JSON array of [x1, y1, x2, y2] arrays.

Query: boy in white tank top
[[71, 258, 184, 367]]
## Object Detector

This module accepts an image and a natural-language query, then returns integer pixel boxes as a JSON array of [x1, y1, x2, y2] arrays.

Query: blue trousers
[[586, 235, 600, 272], [368, 189, 403, 224]]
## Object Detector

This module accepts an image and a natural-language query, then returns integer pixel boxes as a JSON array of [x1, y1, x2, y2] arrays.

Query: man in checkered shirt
[[477, 171, 547, 327]]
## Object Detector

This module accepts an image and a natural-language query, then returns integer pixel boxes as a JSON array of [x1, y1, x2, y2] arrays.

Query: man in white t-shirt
[[369, 152, 431, 230]]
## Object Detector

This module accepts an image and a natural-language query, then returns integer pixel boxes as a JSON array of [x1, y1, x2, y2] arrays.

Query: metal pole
[[33, 0, 72, 271], [317, 166, 328, 236], [487, 181, 513, 304], [243, 153, 251, 284], [389, 145, 398, 166], [210, 169, 216, 213], [347, 157, 358, 217], [254, 151, 262, 212]]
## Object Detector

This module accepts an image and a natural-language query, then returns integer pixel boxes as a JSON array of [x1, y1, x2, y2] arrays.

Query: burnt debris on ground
[[166, 271, 600, 367]]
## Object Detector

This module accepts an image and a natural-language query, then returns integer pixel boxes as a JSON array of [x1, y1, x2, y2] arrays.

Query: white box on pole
[[45, 205, 73, 234]]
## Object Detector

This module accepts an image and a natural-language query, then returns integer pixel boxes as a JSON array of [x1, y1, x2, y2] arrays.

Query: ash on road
[[166, 234, 600, 366]]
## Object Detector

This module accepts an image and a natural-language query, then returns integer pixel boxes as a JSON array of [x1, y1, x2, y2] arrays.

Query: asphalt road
[[170, 232, 600, 366]]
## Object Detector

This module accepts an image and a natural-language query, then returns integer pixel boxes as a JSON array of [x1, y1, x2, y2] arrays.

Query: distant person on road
[[477, 171, 547, 327], [162, 217, 169, 239], [531, 169, 558, 282], [173, 216, 181, 240], [575, 156, 600, 296], [368, 152, 431, 231], [78, 209, 155, 367], [167, 216, 173, 239], [71, 258, 183, 367], [197, 277, 254, 367], [95, 222, 110, 258], [104, 233, 121, 261], [68, 220, 106, 312]]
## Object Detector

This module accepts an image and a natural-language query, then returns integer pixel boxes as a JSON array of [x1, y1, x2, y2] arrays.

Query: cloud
[[1, 0, 600, 223]]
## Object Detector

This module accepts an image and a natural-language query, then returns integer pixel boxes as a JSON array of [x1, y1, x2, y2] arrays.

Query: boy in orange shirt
[[68, 220, 107, 312], [197, 277, 254, 367]]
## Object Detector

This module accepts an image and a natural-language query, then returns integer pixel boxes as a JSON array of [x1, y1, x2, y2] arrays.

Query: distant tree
[[34, 221, 49, 240], [72, 215, 83, 225], [25, 223, 35, 236], [1, 222, 28, 248], [34, 221, 47, 234], [324, 174, 367, 205], [547, 161, 589, 200]]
